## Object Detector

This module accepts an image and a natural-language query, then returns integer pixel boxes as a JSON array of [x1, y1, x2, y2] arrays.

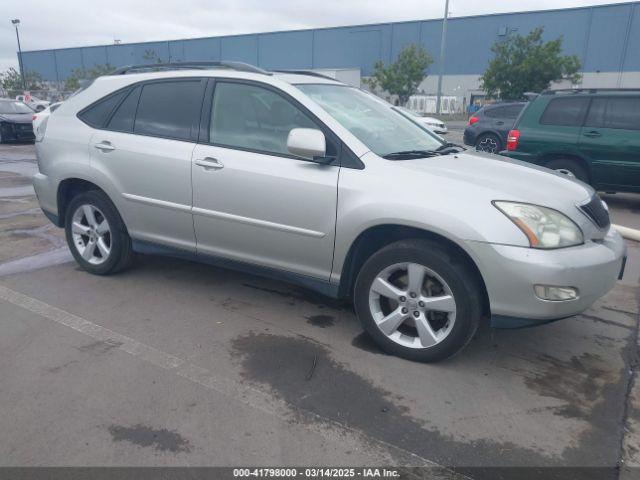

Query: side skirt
[[131, 239, 341, 299]]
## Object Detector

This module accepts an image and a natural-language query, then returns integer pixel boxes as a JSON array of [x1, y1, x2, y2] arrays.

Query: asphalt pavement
[[0, 143, 638, 479]]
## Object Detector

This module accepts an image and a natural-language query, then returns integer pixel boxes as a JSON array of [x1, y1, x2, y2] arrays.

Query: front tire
[[64, 190, 133, 275], [354, 239, 482, 363]]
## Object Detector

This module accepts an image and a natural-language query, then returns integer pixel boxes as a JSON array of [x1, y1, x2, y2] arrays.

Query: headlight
[[493, 201, 583, 249]]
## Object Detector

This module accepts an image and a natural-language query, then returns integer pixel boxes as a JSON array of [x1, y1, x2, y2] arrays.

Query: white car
[[32, 102, 62, 141], [16, 94, 50, 112], [394, 106, 448, 134]]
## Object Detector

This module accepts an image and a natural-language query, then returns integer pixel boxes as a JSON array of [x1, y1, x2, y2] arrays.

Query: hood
[[0, 113, 33, 123], [392, 150, 593, 209]]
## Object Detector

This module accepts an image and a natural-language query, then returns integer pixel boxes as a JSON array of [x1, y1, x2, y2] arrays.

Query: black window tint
[[210, 82, 317, 156], [585, 98, 607, 128], [79, 90, 127, 128], [504, 105, 524, 119], [485, 107, 505, 118], [134, 80, 203, 141], [540, 98, 590, 126], [602, 97, 640, 130], [107, 86, 141, 132]]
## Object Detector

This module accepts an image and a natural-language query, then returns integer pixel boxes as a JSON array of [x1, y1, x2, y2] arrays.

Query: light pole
[[11, 19, 25, 91], [435, 0, 449, 115]]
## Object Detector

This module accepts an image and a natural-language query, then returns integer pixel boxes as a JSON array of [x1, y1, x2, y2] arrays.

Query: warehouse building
[[17, 2, 640, 110]]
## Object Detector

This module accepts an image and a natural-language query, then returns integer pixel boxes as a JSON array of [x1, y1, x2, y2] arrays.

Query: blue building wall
[[19, 2, 640, 82]]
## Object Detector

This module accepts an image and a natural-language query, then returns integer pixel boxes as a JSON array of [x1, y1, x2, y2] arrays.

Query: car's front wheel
[[64, 190, 133, 275], [354, 239, 482, 362]]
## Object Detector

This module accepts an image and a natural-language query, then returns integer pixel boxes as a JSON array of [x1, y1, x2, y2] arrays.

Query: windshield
[[0, 101, 33, 114], [296, 84, 444, 157]]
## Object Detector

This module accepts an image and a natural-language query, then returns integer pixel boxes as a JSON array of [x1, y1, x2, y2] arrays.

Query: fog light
[[534, 285, 579, 301]]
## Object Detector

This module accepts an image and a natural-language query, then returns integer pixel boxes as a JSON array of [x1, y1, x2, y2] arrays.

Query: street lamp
[[11, 18, 26, 90], [435, 0, 449, 115]]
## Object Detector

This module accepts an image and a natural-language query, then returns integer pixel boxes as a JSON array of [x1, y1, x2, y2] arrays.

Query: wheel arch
[[337, 224, 490, 317], [540, 154, 592, 183], [57, 177, 114, 228]]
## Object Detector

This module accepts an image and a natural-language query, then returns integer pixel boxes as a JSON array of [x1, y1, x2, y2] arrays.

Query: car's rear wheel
[[64, 190, 133, 275], [354, 239, 482, 362], [545, 158, 589, 184], [475, 133, 501, 153]]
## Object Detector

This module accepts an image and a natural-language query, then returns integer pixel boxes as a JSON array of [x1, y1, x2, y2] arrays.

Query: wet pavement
[[0, 143, 638, 478]]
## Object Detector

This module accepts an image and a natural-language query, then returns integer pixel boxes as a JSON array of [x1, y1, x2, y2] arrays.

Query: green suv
[[502, 89, 640, 193]]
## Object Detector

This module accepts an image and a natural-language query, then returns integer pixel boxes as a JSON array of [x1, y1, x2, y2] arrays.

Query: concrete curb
[[614, 224, 640, 243]]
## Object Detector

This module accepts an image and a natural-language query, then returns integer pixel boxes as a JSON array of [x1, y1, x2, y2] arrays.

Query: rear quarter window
[[78, 90, 128, 128], [539, 97, 590, 127]]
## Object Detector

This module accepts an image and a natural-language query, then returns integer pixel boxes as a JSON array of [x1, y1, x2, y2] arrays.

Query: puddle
[[108, 424, 191, 452]]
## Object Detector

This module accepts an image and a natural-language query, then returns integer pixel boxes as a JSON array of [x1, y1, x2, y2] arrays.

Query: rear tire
[[354, 239, 482, 363], [545, 158, 589, 184], [475, 133, 501, 153], [64, 190, 133, 275]]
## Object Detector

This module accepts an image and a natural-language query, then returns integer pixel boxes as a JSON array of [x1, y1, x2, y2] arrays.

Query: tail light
[[507, 129, 520, 151], [468, 116, 479, 125]]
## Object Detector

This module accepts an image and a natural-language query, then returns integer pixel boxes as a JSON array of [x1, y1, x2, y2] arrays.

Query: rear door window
[[539, 97, 590, 127], [586, 97, 640, 130], [485, 107, 505, 118], [134, 80, 204, 141], [504, 105, 524, 119]]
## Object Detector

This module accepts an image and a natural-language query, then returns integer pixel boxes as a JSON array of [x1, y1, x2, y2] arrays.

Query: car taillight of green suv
[[502, 89, 640, 193]]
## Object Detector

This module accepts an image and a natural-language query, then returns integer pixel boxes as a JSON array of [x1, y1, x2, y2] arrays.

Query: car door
[[191, 80, 340, 280], [87, 78, 206, 251], [579, 96, 640, 190]]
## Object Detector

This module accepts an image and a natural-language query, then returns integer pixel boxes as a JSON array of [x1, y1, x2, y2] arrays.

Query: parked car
[[393, 106, 448, 134], [32, 102, 62, 141], [464, 102, 526, 153], [0, 99, 36, 143], [502, 89, 640, 193], [33, 63, 626, 362], [16, 94, 50, 112]]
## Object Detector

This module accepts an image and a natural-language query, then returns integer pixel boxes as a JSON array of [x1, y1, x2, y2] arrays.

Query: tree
[[0, 67, 44, 97], [480, 27, 581, 100], [64, 64, 115, 91], [367, 44, 433, 105]]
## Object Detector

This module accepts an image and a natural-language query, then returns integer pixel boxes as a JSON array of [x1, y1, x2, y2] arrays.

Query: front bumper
[[0, 122, 35, 142], [465, 227, 627, 328]]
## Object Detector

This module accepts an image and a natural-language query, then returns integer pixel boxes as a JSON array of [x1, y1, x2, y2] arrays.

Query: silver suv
[[33, 62, 626, 362]]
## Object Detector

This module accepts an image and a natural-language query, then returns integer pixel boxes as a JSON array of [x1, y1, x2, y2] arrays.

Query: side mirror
[[287, 128, 326, 161]]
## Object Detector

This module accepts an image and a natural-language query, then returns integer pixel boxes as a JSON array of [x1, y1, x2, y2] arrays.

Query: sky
[[0, 0, 632, 72]]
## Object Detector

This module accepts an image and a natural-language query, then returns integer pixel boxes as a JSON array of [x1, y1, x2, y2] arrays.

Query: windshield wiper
[[435, 142, 465, 154], [382, 149, 440, 160]]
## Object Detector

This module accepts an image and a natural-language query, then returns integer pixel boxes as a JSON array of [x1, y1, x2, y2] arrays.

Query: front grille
[[15, 123, 33, 132], [579, 194, 610, 229]]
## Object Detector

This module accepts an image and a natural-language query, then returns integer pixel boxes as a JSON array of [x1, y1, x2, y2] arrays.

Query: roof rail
[[109, 61, 271, 76], [272, 69, 338, 81], [542, 87, 640, 95]]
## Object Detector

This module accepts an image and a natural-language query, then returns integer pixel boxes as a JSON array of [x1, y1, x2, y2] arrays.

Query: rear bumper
[[499, 150, 539, 163], [33, 171, 61, 226], [465, 227, 627, 328]]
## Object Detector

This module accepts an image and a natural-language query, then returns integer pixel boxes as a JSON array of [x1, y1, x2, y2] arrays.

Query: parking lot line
[[0, 283, 447, 472]]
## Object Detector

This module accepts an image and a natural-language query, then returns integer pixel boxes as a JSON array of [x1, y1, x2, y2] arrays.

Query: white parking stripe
[[0, 283, 445, 471]]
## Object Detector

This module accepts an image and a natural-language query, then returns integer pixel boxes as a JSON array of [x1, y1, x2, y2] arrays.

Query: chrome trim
[[122, 193, 191, 213], [192, 206, 326, 238]]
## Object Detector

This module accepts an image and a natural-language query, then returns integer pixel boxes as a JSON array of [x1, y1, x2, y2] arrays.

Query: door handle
[[495, 121, 505, 126], [583, 130, 602, 138], [195, 157, 224, 170], [93, 141, 115, 152]]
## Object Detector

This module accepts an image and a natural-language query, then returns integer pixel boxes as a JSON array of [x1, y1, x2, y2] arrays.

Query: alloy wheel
[[368, 262, 457, 349], [71, 204, 112, 265], [476, 136, 498, 153]]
